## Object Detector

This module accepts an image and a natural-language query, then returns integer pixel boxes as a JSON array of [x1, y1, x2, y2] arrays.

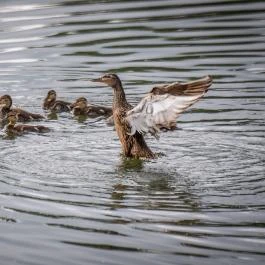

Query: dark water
[[0, 0, 265, 264]]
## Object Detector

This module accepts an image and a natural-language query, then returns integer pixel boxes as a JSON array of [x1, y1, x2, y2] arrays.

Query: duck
[[0, 94, 44, 127], [92, 73, 212, 159], [4, 111, 50, 136], [70, 97, 113, 118], [43, 90, 71, 113]]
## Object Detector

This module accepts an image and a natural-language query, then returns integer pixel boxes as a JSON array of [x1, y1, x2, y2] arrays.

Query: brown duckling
[[0, 95, 44, 126], [43, 90, 71, 113], [4, 111, 50, 136], [92, 73, 212, 159], [70, 97, 112, 118]]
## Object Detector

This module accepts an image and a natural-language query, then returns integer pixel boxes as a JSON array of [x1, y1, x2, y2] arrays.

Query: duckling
[[0, 95, 44, 127], [43, 90, 71, 113], [70, 97, 112, 118], [92, 73, 212, 159], [4, 111, 50, 136]]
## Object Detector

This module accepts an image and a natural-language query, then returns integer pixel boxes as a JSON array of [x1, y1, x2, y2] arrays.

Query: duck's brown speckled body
[[0, 95, 44, 127], [43, 90, 71, 113], [70, 97, 113, 118], [5, 112, 50, 136]]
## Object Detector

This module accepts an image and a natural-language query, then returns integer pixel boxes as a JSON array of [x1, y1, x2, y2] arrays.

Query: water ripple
[[0, 0, 265, 265]]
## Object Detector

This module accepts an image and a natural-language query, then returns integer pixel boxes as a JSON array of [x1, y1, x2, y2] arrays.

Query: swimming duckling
[[70, 97, 112, 118], [43, 90, 71, 113], [4, 111, 50, 136], [92, 73, 212, 159], [0, 95, 44, 127]]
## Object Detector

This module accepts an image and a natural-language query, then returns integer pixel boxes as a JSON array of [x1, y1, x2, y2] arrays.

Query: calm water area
[[0, 0, 265, 264]]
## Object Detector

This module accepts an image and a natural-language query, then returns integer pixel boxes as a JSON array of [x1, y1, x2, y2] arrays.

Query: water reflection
[[74, 114, 89, 123], [47, 111, 58, 120], [111, 157, 201, 212], [117, 157, 144, 172]]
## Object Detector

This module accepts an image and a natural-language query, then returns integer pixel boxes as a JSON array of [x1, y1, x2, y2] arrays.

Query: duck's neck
[[6, 123, 15, 131], [112, 82, 128, 109], [46, 98, 56, 108]]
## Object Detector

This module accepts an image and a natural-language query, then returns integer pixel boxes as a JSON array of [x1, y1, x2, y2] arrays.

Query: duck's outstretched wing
[[126, 75, 212, 138]]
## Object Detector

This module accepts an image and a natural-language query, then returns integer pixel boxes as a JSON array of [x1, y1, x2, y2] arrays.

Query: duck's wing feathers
[[126, 76, 212, 138]]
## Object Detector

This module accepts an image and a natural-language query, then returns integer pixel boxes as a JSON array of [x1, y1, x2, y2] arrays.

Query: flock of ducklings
[[0, 91, 112, 137]]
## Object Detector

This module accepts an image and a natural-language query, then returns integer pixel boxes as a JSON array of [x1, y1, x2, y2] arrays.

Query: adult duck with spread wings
[[92, 74, 212, 159]]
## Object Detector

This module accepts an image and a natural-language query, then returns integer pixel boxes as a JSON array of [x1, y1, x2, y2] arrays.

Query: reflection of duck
[[4, 111, 50, 136], [92, 73, 212, 159], [111, 159, 201, 211], [117, 157, 144, 172], [43, 90, 71, 113], [0, 95, 44, 127], [70, 97, 113, 118]]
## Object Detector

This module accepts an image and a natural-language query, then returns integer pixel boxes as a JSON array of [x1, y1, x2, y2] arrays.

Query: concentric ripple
[[0, 0, 265, 265]]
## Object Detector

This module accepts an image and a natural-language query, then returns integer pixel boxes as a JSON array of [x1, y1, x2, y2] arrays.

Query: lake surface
[[0, 0, 265, 264]]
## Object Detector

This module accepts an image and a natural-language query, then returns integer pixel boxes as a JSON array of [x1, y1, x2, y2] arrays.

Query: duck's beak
[[0, 103, 6, 110], [91, 77, 103, 83], [69, 102, 75, 110]]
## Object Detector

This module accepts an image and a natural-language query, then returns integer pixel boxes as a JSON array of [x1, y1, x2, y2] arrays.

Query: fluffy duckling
[[0, 95, 44, 127], [70, 97, 112, 118], [43, 90, 71, 113], [92, 73, 212, 159], [4, 111, 50, 136]]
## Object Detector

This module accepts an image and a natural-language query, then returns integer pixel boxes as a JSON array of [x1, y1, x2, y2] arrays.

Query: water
[[0, 0, 265, 264]]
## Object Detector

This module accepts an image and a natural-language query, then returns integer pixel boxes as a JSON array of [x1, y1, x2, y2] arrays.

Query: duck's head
[[70, 97, 88, 111], [43, 90, 57, 110], [7, 111, 17, 126], [92, 73, 122, 89], [46, 90, 57, 102], [0, 95, 12, 110]]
